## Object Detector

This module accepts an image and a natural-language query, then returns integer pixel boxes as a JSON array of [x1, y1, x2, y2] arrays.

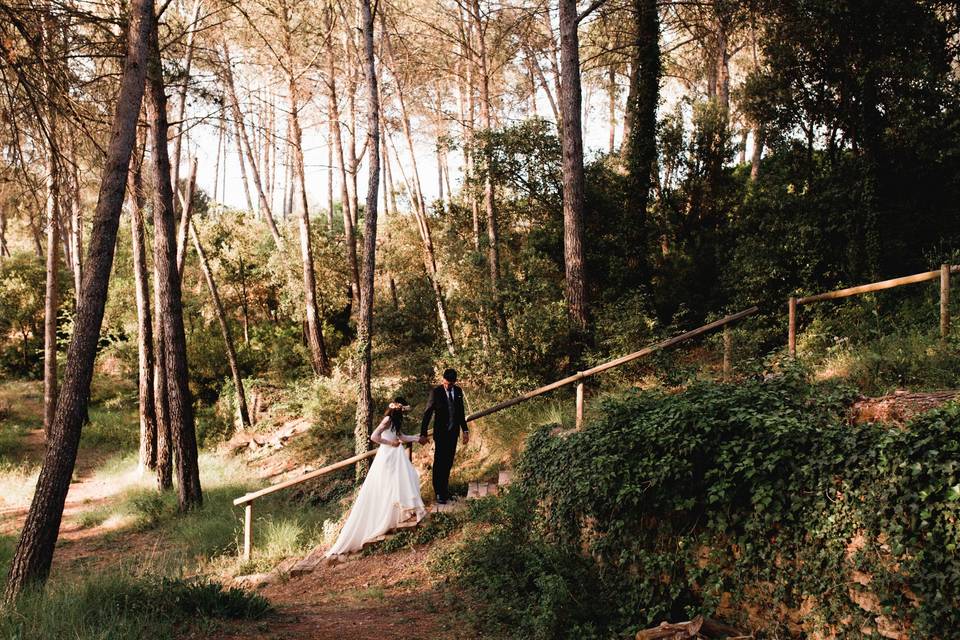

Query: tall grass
[[0, 571, 270, 640]]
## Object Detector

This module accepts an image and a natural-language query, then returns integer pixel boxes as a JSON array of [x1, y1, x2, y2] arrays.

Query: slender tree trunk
[[384, 130, 456, 354], [470, 0, 506, 335], [286, 35, 330, 376], [623, 0, 659, 273], [750, 125, 763, 180], [0, 203, 8, 258], [3, 0, 153, 601], [146, 20, 202, 511], [212, 119, 223, 202], [222, 41, 284, 249], [43, 144, 60, 438], [190, 220, 250, 426], [69, 151, 82, 302], [558, 0, 588, 335], [231, 108, 255, 213], [356, 0, 380, 476], [129, 162, 156, 472], [608, 66, 617, 153], [170, 0, 202, 199], [326, 132, 335, 227], [327, 39, 361, 311], [175, 157, 197, 277]]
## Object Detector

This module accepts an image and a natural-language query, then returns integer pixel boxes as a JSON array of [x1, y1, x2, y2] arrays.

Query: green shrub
[[445, 366, 960, 638]]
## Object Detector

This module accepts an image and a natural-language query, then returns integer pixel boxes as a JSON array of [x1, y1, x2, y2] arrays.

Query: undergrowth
[[0, 572, 270, 639], [439, 363, 960, 639]]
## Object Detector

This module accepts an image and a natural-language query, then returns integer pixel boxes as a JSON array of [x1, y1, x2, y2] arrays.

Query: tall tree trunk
[[327, 35, 361, 312], [190, 220, 250, 426], [175, 157, 197, 276], [222, 41, 284, 249], [69, 148, 82, 303], [558, 0, 588, 336], [230, 107, 255, 213], [3, 0, 153, 601], [0, 202, 8, 258], [212, 119, 223, 202], [285, 21, 330, 377], [43, 143, 60, 438], [623, 0, 659, 273], [471, 0, 506, 336], [608, 66, 617, 153], [129, 163, 157, 472], [387, 133, 456, 355], [153, 261, 172, 490], [146, 20, 202, 511], [750, 125, 763, 180], [170, 0, 202, 199], [355, 0, 380, 476]]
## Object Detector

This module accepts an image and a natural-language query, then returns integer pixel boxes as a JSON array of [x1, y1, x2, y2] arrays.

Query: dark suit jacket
[[420, 384, 468, 438]]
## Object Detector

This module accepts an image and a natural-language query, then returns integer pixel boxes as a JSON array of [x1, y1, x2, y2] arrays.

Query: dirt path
[[215, 546, 469, 640]]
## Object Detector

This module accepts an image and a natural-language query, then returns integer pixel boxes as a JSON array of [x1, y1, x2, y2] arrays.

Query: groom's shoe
[[436, 497, 448, 505]]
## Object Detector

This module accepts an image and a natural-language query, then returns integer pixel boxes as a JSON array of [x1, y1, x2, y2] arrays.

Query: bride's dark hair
[[384, 396, 408, 430]]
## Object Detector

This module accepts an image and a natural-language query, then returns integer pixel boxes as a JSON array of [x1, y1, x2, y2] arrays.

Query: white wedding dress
[[325, 417, 426, 557]]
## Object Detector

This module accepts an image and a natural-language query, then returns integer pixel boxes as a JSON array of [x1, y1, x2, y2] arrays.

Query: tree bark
[[170, 0, 202, 201], [326, 27, 361, 312], [471, 0, 506, 336], [129, 160, 157, 472], [190, 220, 251, 426], [146, 19, 202, 511], [558, 0, 589, 336], [222, 40, 284, 249], [283, 11, 330, 377], [175, 157, 197, 277], [154, 279, 172, 490], [43, 143, 60, 438], [623, 0, 659, 268], [355, 0, 380, 476], [3, 0, 154, 601]]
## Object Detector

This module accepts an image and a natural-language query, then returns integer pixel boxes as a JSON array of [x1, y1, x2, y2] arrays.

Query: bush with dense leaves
[[445, 365, 960, 638]]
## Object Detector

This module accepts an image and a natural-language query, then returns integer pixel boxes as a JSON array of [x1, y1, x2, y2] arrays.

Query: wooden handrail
[[466, 306, 759, 422], [797, 266, 960, 305], [234, 305, 760, 559]]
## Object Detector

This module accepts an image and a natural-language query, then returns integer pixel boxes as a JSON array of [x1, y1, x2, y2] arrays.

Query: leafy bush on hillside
[[444, 366, 960, 638]]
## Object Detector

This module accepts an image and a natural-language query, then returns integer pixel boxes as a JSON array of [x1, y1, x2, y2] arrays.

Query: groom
[[420, 368, 469, 505]]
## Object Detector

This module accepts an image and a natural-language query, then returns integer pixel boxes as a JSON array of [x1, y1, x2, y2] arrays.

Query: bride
[[325, 397, 427, 557]]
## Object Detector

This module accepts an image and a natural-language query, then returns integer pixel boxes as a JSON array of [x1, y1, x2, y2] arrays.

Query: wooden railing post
[[722, 324, 732, 381], [788, 296, 797, 357], [575, 380, 584, 429], [243, 503, 253, 561], [941, 264, 951, 341]]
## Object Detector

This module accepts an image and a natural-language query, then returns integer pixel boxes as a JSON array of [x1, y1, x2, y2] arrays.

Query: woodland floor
[[0, 379, 469, 639]]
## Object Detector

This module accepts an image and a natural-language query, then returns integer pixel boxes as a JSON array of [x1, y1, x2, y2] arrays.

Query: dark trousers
[[432, 430, 459, 500]]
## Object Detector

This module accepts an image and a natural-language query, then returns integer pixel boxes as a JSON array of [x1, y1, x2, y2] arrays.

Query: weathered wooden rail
[[788, 264, 958, 356], [233, 306, 759, 560]]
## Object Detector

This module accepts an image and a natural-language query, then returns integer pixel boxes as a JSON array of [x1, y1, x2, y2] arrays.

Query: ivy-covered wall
[[450, 368, 960, 639]]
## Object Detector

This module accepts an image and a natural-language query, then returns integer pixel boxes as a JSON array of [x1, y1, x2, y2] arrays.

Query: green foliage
[[0, 253, 49, 377], [0, 572, 270, 640], [446, 368, 960, 638]]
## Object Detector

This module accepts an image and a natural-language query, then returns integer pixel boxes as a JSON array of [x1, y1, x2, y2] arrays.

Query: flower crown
[[389, 402, 411, 412]]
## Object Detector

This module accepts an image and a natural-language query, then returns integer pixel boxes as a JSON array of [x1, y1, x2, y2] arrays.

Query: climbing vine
[[445, 365, 960, 638]]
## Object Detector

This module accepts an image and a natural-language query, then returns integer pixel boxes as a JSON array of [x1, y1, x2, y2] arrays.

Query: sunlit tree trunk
[[326, 21, 361, 312], [471, 0, 506, 336], [3, 0, 153, 601], [222, 40, 284, 249], [175, 158, 197, 277], [146, 19, 202, 511], [283, 8, 330, 377], [170, 0, 202, 200], [129, 160, 156, 472], [355, 0, 380, 476], [190, 220, 251, 426]]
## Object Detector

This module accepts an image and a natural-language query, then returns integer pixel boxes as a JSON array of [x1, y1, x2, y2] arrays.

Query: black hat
[[442, 368, 458, 383]]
